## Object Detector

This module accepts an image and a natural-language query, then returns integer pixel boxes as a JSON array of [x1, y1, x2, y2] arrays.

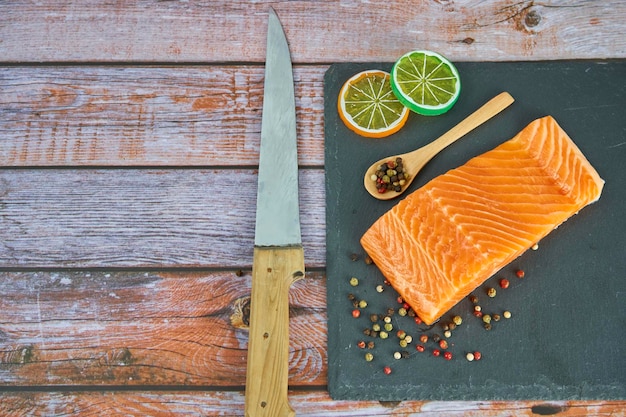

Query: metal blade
[[254, 8, 301, 247]]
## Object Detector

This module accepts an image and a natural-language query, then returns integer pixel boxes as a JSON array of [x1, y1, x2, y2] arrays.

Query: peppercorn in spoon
[[364, 92, 515, 200]]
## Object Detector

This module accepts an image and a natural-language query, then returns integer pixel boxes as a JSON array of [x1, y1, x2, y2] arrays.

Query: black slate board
[[324, 61, 626, 401]]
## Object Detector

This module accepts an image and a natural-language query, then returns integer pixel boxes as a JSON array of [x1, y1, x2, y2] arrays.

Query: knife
[[244, 8, 304, 417]]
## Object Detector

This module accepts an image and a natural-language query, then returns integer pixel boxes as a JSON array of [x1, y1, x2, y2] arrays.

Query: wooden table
[[1, 1, 624, 415]]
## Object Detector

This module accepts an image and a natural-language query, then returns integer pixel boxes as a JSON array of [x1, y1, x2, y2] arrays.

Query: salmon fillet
[[360, 116, 604, 325]]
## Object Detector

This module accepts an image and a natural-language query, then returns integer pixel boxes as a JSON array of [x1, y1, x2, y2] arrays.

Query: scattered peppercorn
[[349, 277, 359, 286], [376, 284, 384, 293], [379, 331, 389, 339], [394, 351, 402, 360], [404, 335, 413, 344], [484, 323, 492, 331], [516, 269, 525, 278], [453, 315, 463, 326], [352, 309, 360, 318], [443, 351, 453, 361], [419, 334, 429, 344], [439, 340, 448, 349], [482, 314, 492, 324], [383, 366, 392, 375], [398, 307, 407, 316], [493, 314, 501, 322], [444, 330, 452, 338], [365, 352, 374, 362], [432, 349, 441, 357], [372, 323, 381, 332], [364, 255, 373, 265], [399, 339, 408, 348], [358, 300, 368, 308], [384, 323, 393, 332], [416, 345, 425, 352], [367, 341, 375, 349], [499, 278, 510, 289], [397, 330, 406, 339], [473, 351, 482, 360], [466, 352, 475, 362], [503, 310, 512, 319], [370, 314, 379, 323], [414, 317, 423, 325], [469, 295, 479, 304], [487, 287, 497, 298], [357, 340, 366, 349]]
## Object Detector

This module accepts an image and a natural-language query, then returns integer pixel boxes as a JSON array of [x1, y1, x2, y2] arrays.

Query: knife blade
[[244, 8, 304, 417]]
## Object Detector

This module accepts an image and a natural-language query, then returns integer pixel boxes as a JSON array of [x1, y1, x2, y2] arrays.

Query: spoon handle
[[420, 92, 515, 159]]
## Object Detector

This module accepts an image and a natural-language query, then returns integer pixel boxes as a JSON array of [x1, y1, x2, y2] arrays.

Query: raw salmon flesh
[[360, 116, 604, 325]]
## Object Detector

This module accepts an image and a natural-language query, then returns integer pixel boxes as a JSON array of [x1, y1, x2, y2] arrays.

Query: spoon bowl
[[364, 92, 515, 200]]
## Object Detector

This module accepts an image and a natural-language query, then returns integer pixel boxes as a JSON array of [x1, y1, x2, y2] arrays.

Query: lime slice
[[390, 50, 461, 116], [338, 70, 410, 138]]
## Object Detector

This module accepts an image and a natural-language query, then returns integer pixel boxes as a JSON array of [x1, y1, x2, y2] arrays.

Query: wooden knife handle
[[245, 246, 304, 417]]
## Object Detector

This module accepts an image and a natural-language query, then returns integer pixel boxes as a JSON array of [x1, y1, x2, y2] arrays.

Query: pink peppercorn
[[416, 345, 425, 352], [352, 309, 360, 318], [474, 351, 482, 361], [433, 349, 441, 357], [499, 278, 510, 289], [444, 351, 453, 361], [516, 269, 525, 278], [383, 366, 392, 375]]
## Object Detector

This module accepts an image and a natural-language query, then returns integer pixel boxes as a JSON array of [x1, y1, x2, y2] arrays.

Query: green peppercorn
[[482, 314, 492, 324], [384, 323, 393, 332], [372, 323, 381, 332], [404, 335, 413, 344], [349, 277, 359, 286], [487, 287, 497, 298], [365, 352, 374, 362], [359, 300, 368, 308], [399, 339, 408, 348], [453, 315, 463, 326], [379, 331, 389, 339]]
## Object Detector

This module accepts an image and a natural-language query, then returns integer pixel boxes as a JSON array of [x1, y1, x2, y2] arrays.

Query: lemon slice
[[390, 50, 461, 116], [338, 70, 410, 138]]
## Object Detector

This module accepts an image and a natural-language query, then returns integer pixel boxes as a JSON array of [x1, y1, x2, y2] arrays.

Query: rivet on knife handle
[[245, 247, 304, 417]]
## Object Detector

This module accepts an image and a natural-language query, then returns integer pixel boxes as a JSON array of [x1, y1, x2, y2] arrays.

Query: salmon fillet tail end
[[360, 115, 604, 325]]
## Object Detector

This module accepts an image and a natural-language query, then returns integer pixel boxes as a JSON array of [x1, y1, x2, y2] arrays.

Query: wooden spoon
[[364, 92, 515, 200]]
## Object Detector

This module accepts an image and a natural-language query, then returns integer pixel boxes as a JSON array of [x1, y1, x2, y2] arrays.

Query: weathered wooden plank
[[0, 270, 326, 386], [0, 66, 325, 167], [0, 391, 624, 416], [0, 169, 325, 268], [1, 1, 624, 63]]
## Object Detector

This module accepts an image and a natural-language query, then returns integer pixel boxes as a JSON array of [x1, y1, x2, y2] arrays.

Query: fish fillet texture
[[360, 116, 604, 325]]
